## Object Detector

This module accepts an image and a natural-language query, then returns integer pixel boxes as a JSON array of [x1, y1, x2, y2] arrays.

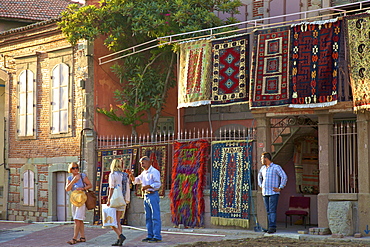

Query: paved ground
[[1, 221, 370, 247]]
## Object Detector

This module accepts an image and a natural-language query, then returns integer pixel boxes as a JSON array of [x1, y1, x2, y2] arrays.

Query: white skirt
[[71, 204, 86, 221]]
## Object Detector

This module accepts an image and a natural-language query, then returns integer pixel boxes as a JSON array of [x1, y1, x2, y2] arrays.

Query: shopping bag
[[102, 204, 117, 228], [110, 186, 126, 208]]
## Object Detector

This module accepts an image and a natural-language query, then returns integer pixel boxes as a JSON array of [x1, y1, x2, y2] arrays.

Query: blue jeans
[[144, 191, 162, 240], [263, 194, 279, 229]]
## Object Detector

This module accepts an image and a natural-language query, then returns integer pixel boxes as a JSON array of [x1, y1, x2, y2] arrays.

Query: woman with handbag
[[65, 162, 92, 245], [107, 159, 130, 246]]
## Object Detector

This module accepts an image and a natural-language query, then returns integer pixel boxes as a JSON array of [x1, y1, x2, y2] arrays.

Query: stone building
[[0, 18, 93, 222], [0, 0, 83, 221]]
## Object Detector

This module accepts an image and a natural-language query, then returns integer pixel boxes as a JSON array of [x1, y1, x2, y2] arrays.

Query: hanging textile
[[178, 40, 212, 108], [210, 140, 253, 228], [136, 145, 168, 197], [293, 136, 319, 195], [250, 26, 291, 108], [290, 19, 341, 108], [94, 148, 138, 225], [211, 34, 249, 106], [344, 13, 370, 111], [170, 140, 209, 228]]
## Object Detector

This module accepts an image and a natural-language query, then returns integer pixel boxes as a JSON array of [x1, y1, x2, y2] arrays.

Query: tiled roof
[[0, 0, 82, 22], [0, 18, 59, 37]]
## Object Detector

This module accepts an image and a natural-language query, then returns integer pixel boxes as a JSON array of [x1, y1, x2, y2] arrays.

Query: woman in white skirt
[[107, 159, 131, 246], [65, 162, 92, 245]]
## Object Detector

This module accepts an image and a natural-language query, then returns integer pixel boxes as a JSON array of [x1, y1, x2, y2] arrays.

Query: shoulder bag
[[81, 174, 97, 210]]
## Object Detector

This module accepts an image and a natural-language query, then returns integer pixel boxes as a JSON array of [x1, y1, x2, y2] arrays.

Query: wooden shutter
[[29, 170, 35, 206], [26, 70, 34, 136], [18, 71, 27, 136], [18, 70, 35, 137], [60, 64, 69, 133], [51, 64, 69, 134], [23, 170, 29, 205]]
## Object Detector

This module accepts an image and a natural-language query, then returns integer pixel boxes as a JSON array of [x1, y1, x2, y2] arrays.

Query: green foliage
[[59, 0, 242, 135], [96, 102, 146, 127]]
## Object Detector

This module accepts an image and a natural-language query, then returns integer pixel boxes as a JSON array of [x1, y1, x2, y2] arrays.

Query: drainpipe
[[3, 117, 9, 220], [80, 128, 93, 172]]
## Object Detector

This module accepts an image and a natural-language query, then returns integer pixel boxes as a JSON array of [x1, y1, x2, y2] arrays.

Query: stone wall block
[[328, 201, 354, 236]]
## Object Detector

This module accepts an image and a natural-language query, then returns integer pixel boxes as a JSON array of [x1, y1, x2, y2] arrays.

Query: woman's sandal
[[77, 237, 86, 242], [67, 239, 77, 245]]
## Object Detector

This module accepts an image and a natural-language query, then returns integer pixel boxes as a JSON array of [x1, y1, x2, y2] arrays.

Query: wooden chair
[[285, 196, 310, 228]]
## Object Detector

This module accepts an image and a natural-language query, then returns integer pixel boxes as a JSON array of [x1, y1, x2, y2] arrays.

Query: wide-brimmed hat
[[70, 190, 87, 207]]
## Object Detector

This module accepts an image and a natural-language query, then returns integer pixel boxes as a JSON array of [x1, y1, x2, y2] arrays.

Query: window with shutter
[[18, 70, 34, 137], [51, 63, 69, 134], [23, 170, 35, 206]]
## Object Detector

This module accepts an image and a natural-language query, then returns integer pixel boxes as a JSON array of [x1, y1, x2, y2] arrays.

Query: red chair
[[285, 196, 310, 228]]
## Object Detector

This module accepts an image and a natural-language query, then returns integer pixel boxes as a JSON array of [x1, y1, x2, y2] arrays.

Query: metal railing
[[98, 1, 370, 65], [97, 127, 256, 149], [97, 127, 258, 190], [333, 121, 358, 193]]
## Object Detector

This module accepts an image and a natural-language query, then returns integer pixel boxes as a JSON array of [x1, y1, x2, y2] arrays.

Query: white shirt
[[133, 165, 161, 192]]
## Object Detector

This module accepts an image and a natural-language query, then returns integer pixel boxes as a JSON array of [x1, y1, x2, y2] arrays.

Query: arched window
[[18, 69, 35, 137], [22, 169, 35, 206], [51, 63, 69, 134]]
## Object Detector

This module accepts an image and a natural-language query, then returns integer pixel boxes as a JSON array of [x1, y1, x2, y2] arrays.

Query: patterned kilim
[[293, 137, 319, 195], [290, 19, 341, 108], [211, 35, 249, 106], [170, 140, 209, 227], [344, 13, 370, 111], [94, 148, 138, 225], [210, 141, 253, 228], [250, 26, 291, 108], [136, 145, 168, 197], [178, 40, 212, 108]]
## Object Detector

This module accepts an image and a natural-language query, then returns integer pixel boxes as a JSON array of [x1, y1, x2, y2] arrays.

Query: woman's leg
[[73, 219, 80, 239], [76, 219, 85, 238], [111, 211, 123, 237]]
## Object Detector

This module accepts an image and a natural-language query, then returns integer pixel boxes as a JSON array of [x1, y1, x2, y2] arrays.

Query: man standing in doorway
[[127, 156, 162, 243], [258, 152, 288, 234]]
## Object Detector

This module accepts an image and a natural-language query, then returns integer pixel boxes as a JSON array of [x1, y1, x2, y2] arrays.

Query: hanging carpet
[[344, 13, 370, 111], [170, 140, 209, 228], [211, 34, 249, 106], [94, 148, 138, 225], [250, 26, 291, 108], [178, 40, 212, 108], [210, 140, 253, 228], [290, 19, 341, 108], [293, 136, 319, 195]]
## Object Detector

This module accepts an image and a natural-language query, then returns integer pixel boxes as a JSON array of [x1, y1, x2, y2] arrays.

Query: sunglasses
[[71, 167, 79, 170]]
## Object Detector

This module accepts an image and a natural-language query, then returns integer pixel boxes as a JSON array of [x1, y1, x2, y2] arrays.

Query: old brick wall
[[0, 21, 89, 221]]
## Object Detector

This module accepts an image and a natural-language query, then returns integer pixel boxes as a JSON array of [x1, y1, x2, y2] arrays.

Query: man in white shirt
[[127, 156, 162, 243]]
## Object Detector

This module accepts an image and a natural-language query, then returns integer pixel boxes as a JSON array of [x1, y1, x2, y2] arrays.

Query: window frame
[[20, 164, 37, 211], [50, 62, 72, 137], [16, 67, 37, 140]]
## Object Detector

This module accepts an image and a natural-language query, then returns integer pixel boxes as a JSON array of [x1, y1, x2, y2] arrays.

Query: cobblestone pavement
[[1, 221, 370, 247], [0, 222, 256, 247]]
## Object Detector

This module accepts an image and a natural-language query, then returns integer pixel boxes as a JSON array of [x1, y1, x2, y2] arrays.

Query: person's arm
[[65, 174, 79, 191], [257, 168, 263, 188], [278, 166, 288, 189], [124, 178, 131, 204], [141, 169, 161, 191], [107, 173, 115, 206], [107, 187, 114, 207], [126, 169, 141, 185], [82, 174, 92, 190]]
